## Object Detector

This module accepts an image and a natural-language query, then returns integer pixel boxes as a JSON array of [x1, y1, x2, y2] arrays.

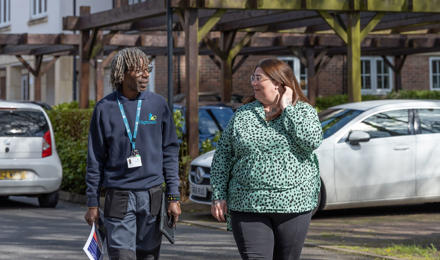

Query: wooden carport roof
[[39, 0, 440, 157]]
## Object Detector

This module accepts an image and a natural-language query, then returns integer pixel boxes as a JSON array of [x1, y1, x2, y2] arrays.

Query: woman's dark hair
[[243, 58, 309, 105]]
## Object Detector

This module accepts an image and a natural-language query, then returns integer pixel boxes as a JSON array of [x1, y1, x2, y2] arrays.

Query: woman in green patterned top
[[210, 58, 323, 260]]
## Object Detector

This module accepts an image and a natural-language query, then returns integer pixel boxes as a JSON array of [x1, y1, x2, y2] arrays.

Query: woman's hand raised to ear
[[280, 86, 294, 110]]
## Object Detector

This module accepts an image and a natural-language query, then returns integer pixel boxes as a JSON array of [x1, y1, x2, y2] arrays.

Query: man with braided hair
[[84, 47, 181, 260]]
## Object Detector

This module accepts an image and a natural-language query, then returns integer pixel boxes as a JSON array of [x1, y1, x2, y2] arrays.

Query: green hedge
[[315, 90, 440, 111], [47, 108, 93, 194]]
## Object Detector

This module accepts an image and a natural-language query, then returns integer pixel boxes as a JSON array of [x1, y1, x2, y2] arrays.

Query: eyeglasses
[[250, 74, 270, 83], [134, 64, 153, 75]]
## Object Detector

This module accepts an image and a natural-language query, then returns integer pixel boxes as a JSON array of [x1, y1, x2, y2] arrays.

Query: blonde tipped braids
[[110, 47, 151, 91]]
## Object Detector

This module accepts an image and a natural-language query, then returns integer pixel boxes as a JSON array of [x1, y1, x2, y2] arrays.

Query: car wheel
[[312, 180, 325, 217], [38, 191, 59, 208]]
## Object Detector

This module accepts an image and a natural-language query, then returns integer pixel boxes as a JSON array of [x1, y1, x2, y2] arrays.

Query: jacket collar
[[116, 90, 149, 102]]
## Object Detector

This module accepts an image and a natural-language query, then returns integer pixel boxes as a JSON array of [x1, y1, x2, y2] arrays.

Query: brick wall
[[153, 54, 438, 100], [317, 56, 345, 96], [401, 55, 430, 91]]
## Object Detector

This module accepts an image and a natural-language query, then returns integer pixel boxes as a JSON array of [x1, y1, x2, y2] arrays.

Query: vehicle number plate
[[0, 170, 26, 180], [191, 183, 207, 197]]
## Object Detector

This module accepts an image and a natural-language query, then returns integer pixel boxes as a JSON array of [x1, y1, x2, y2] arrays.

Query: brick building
[[153, 53, 439, 103]]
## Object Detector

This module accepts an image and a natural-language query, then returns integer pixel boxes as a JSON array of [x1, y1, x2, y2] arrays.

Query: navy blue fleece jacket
[[86, 90, 180, 207]]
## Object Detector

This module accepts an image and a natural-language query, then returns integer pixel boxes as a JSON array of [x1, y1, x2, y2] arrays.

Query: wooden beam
[[318, 11, 348, 43], [360, 12, 384, 40], [220, 31, 236, 103], [232, 55, 248, 74], [347, 12, 362, 102], [79, 6, 91, 109], [305, 48, 317, 106], [40, 56, 59, 75], [15, 55, 37, 76], [102, 50, 118, 67], [382, 55, 407, 92], [171, 0, 440, 12], [114, 0, 128, 7], [218, 11, 316, 31], [63, 1, 166, 31], [208, 54, 221, 69], [227, 32, 254, 62], [184, 8, 199, 158], [0, 34, 79, 45], [95, 57, 104, 102], [89, 30, 104, 60], [34, 55, 43, 101], [198, 9, 225, 43]]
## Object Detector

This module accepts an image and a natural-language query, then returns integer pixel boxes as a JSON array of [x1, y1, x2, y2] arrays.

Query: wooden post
[[347, 12, 361, 102], [79, 6, 91, 108], [95, 57, 104, 101], [185, 8, 199, 159], [383, 55, 407, 92], [220, 31, 235, 103], [34, 55, 43, 101], [305, 49, 317, 106]]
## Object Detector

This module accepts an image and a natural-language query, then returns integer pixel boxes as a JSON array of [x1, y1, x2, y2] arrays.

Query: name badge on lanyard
[[127, 150, 142, 168], [117, 97, 143, 169]]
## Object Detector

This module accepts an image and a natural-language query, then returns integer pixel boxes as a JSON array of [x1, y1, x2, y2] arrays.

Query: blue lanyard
[[117, 98, 142, 151]]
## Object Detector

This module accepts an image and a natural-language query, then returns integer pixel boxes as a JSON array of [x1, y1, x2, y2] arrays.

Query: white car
[[189, 99, 440, 213], [0, 101, 62, 207]]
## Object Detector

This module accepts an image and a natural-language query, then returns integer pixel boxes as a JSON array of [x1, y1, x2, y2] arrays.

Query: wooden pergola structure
[[0, 34, 78, 101], [59, 0, 440, 158]]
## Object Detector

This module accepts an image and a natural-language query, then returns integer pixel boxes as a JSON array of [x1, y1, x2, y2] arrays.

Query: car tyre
[[38, 191, 59, 208]]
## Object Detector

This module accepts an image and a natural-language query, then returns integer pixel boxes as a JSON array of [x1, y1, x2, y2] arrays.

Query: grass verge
[[339, 244, 439, 260]]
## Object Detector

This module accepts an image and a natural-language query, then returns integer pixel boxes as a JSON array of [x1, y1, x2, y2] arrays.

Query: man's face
[[124, 58, 151, 93]]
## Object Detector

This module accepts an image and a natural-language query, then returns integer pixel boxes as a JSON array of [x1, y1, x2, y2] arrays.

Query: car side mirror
[[347, 130, 370, 145]]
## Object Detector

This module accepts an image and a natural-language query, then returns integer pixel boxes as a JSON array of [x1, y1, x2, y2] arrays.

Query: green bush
[[173, 109, 192, 200], [315, 90, 440, 111], [47, 107, 93, 194]]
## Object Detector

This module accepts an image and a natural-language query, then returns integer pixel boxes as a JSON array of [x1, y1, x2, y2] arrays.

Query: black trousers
[[230, 211, 312, 260]]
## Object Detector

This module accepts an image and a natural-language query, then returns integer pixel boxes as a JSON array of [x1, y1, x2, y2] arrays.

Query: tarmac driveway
[[181, 201, 440, 259]]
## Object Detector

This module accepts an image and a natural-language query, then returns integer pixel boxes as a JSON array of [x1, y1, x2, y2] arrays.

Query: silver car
[[0, 101, 62, 207], [189, 100, 440, 213]]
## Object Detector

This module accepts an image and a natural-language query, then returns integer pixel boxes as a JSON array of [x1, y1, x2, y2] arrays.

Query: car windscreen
[[199, 109, 219, 135], [0, 109, 49, 137], [319, 109, 363, 138], [209, 108, 234, 130]]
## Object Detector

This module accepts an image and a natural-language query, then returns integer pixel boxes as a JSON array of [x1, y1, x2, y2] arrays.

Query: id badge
[[127, 154, 142, 168]]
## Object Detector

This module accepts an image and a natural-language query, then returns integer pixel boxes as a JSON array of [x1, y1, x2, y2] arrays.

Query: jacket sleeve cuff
[[211, 190, 227, 201], [87, 197, 99, 207]]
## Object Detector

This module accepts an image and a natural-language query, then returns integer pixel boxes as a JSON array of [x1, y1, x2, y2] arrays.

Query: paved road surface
[[0, 197, 372, 260]]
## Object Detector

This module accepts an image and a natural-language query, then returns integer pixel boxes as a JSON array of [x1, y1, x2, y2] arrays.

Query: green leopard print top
[[211, 100, 323, 213]]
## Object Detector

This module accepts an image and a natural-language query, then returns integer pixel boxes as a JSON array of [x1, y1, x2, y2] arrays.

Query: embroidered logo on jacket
[[140, 113, 158, 125]]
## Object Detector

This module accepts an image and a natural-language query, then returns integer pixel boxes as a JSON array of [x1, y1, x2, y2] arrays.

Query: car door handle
[[393, 146, 409, 151]]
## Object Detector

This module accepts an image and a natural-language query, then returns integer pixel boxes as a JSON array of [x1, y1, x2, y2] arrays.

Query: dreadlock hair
[[110, 47, 151, 91]]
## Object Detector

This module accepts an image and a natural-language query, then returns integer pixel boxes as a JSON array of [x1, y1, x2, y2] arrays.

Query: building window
[[31, 0, 47, 19], [0, 0, 10, 27], [361, 57, 393, 94], [128, 0, 147, 4], [430, 57, 440, 90], [278, 57, 307, 94]]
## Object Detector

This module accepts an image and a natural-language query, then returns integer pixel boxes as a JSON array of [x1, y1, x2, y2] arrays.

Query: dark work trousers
[[104, 190, 162, 260], [230, 211, 312, 260]]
